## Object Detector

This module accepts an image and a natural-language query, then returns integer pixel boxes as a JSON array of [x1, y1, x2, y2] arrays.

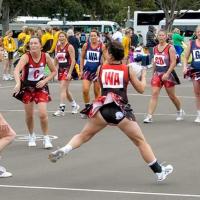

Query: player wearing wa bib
[[55, 43, 72, 81], [14, 51, 51, 104], [152, 44, 180, 88], [80, 63, 135, 124], [82, 41, 103, 81]]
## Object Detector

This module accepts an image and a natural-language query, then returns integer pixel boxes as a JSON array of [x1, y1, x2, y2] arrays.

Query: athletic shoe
[[194, 115, 200, 123], [49, 149, 64, 163], [43, 136, 53, 149], [80, 113, 88, 119], [28, 134, 36, 147], [53, 110, 65, 117], [176, 109, 185, 121], [143, 114, 153, 123], [7, 74, 14, 80], [71, 104, 80, 114], [0, 166, 12, 178], [2, 74, 9, 81], [156, 164, 173, 182]]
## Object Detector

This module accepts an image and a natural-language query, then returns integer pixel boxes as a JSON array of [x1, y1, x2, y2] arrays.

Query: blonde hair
[[58, 31, 68, 38], [173, 28, 180, 34], [196, 25, 200, 32]]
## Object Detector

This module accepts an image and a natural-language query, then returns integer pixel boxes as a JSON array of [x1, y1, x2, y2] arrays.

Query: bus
[[133, 10, 200, 45], [47, 20, 120, 34], [12, 16, 54, 24], [159, 19, 200, 41]]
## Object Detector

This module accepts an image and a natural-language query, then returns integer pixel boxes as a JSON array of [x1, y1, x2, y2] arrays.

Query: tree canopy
[[0, 0, 200, 34]]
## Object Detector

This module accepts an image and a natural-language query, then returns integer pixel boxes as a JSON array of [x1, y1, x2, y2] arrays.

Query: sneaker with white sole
[[194, 115, 200, 123], [176, 109, 185, 121], [53, 110, 65, 117], [143, 114, 153, 123], [43, 136, 53, 149], [2, 74, 9, 81], [156, 164, 173, 182], [0, 166, 12, 178], [28, 134, 36, 147], [80, 113, 88, 119], [71, 104, 80, 114], [49, 149, 65, 163], [7, 74, 14, 80]]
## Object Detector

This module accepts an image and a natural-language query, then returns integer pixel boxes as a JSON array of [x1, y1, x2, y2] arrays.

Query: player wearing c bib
[[183, 25, 200, 122], [144, 30, 184, 123], [13, 36, 57, 148]]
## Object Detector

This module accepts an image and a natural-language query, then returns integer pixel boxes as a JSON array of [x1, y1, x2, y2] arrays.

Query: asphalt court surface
[[0, 66, 200, 200]]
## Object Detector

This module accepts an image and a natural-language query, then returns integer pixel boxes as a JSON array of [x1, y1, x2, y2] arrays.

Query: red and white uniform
[[14, 52, 51, 104], [55, 43, 72, 81], [80, 64, 135, 121], [151, 44, 179, 88]]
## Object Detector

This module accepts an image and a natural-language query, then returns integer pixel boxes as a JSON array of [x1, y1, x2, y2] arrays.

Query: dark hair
[[90, 28, 99, 36], [107, 40, 124, 61]]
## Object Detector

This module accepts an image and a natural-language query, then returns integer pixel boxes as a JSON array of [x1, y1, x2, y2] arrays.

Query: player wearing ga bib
[[82, 42, 103, 81], [55, 43, 72, 80], [14, 52, 51, 104], [185, 40, 200, 81], [191, 40, 200, 70], [152, 44, 180, 88]]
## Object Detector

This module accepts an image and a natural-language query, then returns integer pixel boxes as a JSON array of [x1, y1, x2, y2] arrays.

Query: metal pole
[[127, 6, 130, 21]]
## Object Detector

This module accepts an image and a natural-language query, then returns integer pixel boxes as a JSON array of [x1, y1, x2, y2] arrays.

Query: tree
[[156, 0, 200, 32]]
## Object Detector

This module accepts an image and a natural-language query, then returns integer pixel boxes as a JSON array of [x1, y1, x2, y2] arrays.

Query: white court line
[[0, 85, 15, 89], [0, 184, 199, 198], [128, 93, 195, 99], [0, 109, 197, 117]]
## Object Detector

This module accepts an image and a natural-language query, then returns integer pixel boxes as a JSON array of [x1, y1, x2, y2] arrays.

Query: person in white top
[[112, 27, 123, 43]]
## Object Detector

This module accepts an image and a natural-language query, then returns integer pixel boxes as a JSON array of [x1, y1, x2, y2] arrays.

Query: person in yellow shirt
[[48, 27, 61, 55], [41, 27, 53, 52], [122, 29, 131, 64], [3, 30, 16, 80], [17, 26, 28, 48]]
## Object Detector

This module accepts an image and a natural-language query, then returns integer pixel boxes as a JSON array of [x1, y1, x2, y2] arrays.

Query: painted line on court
[[0, 109, 197, 117], [0, 184, 199, 198], [128, 93, 195, 99], [0, 85, 15, 89]]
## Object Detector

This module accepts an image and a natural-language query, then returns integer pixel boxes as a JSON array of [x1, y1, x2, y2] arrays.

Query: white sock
[[29, 132, 35, 137], [147, 159, 157, 166], [197, 110, 200, 116], [60, 144, 73, 154], [44, 135, 50, 140]]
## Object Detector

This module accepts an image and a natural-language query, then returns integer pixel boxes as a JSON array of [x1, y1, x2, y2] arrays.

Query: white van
[[47, 20, 120, 34]]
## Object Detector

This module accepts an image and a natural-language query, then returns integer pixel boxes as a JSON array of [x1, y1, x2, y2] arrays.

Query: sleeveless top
[[22, 52, 46, 84], [154, 44, 171, 72], [99, 64, 129, 104], [84, 42, 103, 72], [55, 43, 71, 68], [190, 40, 200, 70]]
